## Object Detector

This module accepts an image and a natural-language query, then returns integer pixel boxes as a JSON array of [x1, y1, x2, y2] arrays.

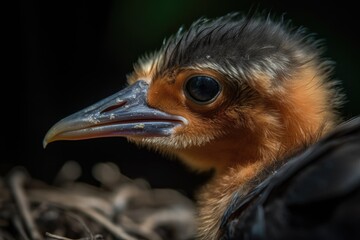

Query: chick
[[45, 13, 359, 239]]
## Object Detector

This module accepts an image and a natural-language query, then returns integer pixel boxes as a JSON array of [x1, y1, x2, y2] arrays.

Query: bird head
[[44, 14, 342, 174]]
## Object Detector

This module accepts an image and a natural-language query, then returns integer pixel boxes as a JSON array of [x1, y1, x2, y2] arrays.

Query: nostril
[[100, 100, 127, 114]]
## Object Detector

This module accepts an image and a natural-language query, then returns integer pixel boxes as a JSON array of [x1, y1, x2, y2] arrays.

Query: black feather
[[157, 13, 321, 83], [220, 117, 360, 240]]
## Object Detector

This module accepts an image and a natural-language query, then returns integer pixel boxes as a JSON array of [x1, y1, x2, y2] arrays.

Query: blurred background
[[17, 0, 359, 199]]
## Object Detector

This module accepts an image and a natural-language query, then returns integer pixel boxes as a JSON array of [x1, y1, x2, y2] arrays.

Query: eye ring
[[184, 75, 221, 105]]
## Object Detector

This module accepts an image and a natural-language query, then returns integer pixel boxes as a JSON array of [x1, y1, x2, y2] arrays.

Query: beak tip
[[42, 139, 48, 149], [43, 132, 52, 148], [43, 127, 56, 149]]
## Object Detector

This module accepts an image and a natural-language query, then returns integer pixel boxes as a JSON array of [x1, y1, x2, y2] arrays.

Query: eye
[[184, 76, 221, 104]]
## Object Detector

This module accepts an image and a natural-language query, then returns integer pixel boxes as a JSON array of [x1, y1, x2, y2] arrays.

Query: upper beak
[[43, 80, 187, 148]]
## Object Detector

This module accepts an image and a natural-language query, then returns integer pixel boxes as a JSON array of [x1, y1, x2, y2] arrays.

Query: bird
[[43, 12, 360, 240]]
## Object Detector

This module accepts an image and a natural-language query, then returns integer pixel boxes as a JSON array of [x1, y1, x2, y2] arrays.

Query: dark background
[[17, 0, 360, 199]]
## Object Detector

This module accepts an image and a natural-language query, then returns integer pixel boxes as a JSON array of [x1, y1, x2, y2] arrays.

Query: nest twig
[[0, 162, 196, 240]]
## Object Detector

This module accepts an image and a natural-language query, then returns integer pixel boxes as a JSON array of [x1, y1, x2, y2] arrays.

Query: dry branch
[[0, 162, 196, 240]]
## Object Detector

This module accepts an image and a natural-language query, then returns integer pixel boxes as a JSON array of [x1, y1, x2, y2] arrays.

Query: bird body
[[220, 117, 360, 240], [44, 13, 359, 239]]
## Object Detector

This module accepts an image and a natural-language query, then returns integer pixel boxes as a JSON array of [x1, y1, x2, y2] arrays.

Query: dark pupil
[[186, 76, 220, 103]]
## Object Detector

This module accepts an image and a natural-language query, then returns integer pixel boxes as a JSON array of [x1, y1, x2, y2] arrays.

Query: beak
[[43, 81, 187, 148]]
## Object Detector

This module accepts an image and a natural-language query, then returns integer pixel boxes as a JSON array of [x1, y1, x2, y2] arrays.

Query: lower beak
[[43, 81, 187, 147]]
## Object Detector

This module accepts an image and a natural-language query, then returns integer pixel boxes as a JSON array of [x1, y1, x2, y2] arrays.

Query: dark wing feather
[[220, 116, 360, 240]]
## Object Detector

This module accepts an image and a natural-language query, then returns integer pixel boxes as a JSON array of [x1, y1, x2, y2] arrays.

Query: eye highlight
[[184, 76, 221, 104]]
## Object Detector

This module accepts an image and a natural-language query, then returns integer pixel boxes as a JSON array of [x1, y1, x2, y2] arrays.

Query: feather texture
[[220, 117, 360, 240]]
